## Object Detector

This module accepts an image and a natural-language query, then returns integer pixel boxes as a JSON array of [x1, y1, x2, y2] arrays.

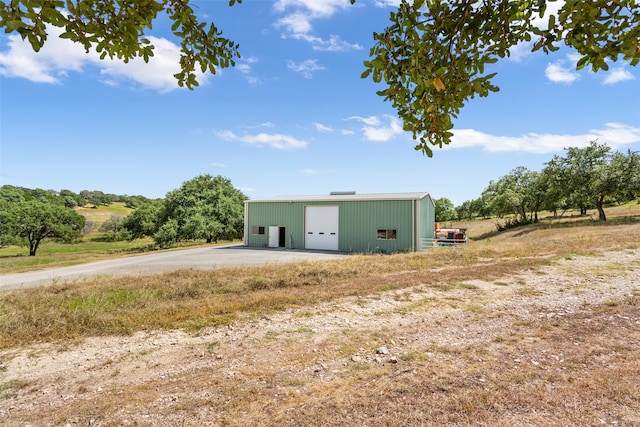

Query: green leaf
[[548, 13, 556, 30], [576, 56, 589, 70], [5, 20, 26, 31]]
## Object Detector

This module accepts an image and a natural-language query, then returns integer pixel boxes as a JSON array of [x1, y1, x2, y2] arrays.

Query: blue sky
[[1, 0, 639, 206]]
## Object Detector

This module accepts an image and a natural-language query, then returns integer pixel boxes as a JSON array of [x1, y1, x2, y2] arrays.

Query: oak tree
[[0, 199, 85, 255], [155, 174, 246, 247], [363, 0, 640, 155], [482, 166, 544, 225], [0, 0, 245, 88], [433, 197, 458, 222], [545, 141, 640, 221]]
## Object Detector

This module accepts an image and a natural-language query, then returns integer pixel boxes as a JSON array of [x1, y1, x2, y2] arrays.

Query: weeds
[[1, 207, 639, 352], [0, 380, 28, 400], [2, 206, 640, 427]]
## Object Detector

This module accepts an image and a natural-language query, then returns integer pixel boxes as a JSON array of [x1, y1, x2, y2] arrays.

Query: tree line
[[0, 175, 246, 256], [434, 141, 640, 227], [2, 144, 638, 257]]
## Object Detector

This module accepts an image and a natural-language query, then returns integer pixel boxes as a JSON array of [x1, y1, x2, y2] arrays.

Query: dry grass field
[[0, 205, 639, 426]]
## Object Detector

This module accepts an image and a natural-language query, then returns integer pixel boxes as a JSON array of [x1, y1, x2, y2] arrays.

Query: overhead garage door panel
[[305, 206, 339, 251]]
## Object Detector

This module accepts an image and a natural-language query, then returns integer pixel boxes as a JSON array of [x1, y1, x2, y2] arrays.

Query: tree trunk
[[29, 240, 38, 256], [596, 196, 607, 221]]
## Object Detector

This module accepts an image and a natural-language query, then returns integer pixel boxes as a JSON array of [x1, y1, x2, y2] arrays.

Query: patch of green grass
[[377, 284, 395, 293], [513, 319, 533, 327], [264, 331, 281, 339], [0, 238, 239, 274], [206, 341, 219, 354], [465, 303, 485, 314], [245, 276, 272, 291], [458, 282, 481, 290], [431, 283, 456, 292], [0, 239, 154, 274], [394, 385, 413, 394], [516, 287, 543, 297], [401, 297, 437, 314], [0, 380, 28, 400], [400, 350, 430, 362]]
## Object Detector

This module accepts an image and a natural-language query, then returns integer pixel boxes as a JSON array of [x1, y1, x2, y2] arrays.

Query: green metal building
[[244, 192, 435, 253]]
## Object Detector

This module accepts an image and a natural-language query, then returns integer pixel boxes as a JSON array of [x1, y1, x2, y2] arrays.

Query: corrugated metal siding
[[245, 195, 435, 253], [245, 202, 305, 249], [419, 195, 436, 240], [338, 200, 413, 253]]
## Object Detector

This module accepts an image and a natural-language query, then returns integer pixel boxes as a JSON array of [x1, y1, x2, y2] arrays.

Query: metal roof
[[247, 192, 431, 203]]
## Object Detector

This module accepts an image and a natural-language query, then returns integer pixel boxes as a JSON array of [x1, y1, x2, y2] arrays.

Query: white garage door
[[305, 206, 339, 251]]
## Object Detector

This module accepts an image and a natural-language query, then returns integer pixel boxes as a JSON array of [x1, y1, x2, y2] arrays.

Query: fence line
[[420, 236, 469, 250]]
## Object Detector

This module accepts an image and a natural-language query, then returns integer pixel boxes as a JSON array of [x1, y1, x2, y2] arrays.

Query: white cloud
[[374, 0, 401, 6], [313, 122, 333, 132], [299, 169, 319, 175], [236, 57, 262, 84], [0, 29, 87, 83], [238, 186, 255, 194], [217, 130, 308, 149], [602, 67, 635, 85], [211, 162, 228, 168], [274, 0, 352, 18], [273, 0, 361, 52], [237, 64, 251, 74], [307, 34, 361, 52], [545, 60, 580, 84], [0, 26, 206, 92], [504, 41, 534, 63], [247, 122, 276, 129], [217, 130, 238, 140], [348, 115, 404, 142], [347, 115, 381, 126], [287, 59, 325, 78], [531, 0, 564, 30], [99, 36, 206, 93], [276, 11, 314, 35], [299, 168, 336, 175], [450, 123, 640, 154]]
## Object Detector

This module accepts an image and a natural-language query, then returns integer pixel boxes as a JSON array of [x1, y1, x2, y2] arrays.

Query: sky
[[1, 0, 639, 207]]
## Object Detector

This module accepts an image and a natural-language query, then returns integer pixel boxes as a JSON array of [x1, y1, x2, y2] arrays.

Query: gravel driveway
[[0, 245, 345, 291]]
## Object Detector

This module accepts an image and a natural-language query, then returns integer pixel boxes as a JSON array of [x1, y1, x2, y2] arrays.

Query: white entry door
[[304, 206, 339, 251], [268, 226, 280, 248]]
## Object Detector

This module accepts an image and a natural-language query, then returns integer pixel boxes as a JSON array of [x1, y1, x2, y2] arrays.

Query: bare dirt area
[[1, 249, 639, 426]]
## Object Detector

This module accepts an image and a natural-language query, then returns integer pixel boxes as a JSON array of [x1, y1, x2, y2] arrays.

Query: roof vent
[[330, 191, 356, 196]]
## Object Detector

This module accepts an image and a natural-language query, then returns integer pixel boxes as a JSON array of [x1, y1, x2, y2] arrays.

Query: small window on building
[[377, 229, 397, 240], [251, 226, 265, 235]]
